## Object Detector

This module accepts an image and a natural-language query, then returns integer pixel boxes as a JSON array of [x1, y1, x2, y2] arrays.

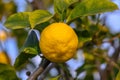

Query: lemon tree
[[3, 0, 119, 80]]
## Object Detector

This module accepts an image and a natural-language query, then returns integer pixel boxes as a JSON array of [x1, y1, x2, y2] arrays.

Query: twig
[[103, 34, 120, 43], [28, 58, 50, 80], [95, 14, 101, 26], [57, 63, 74, 80], [38, 63, 55, 80], [94, 53, 120, 70], [26, 0, 45, 10]]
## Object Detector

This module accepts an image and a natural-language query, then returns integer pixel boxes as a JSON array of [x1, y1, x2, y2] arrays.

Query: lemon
[[40, 23, 78, 63], [0, 30, 7, 41], [0, 51, 10, 64]]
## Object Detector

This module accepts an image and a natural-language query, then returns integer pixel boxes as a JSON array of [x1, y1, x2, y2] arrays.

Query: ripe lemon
[[0, 51, 10, 64], [0, 30, 7, 41], [40, 23, 78, 63]]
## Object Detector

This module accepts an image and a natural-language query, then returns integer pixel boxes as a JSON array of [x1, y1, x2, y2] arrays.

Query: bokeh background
[[0, 0, 120, 80]]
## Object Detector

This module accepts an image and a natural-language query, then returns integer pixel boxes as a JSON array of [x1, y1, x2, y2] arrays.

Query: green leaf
[[54, 0, 67, 21], [34, 22, 50, 33], [54, 0, 79, 22], [84, 73, 94, 80], [14, 52, 36, 70], [12, 29, 28, 48], [4, 12, 30, 29], [23, 47, 38, 55], [76, 64, 96, 76], [21, 30, 40, 54], [74, 29, 92, 48], [0, 64, 14, 73], [116, 71, 120, 80], [65, 0, 79, 6], [14, 30, 40, 70], [67, 0, 118, 23], [50, 75, 61, 80], [0, 63, 19, 80], [29, 10, 53, 28]]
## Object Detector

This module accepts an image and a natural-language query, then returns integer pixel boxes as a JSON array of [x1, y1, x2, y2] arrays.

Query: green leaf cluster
[[14, 30, 40, 70], [4, 10, 53, 29], [4, 0, 118, 30], [66, 0, 118, 23], [0, 63, 19, 80]]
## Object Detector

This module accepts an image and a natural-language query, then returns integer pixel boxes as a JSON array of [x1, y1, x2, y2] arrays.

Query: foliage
[[14, 30, 40, 70], [0, 63, 20, 80], [0, 0, 119, 80]]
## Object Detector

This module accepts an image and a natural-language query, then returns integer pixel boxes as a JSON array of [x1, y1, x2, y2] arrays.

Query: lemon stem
[[28, 58, 50, 80]]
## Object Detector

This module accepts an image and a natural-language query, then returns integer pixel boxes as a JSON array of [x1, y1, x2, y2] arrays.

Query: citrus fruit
[[0, 51, 10, 64], [0, 30, 7, 41], [40, 23, 78, 63]]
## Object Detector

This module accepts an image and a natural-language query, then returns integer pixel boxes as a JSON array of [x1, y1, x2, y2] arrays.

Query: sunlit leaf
[[29, 10, 53, 28], [4, 1, 17, 16], [50, 75, 61, 80], [84, 52, 94, 61], [67, 0, 118, 23], [54, 0, 78, 21], [4, 12, 30, 29], [0, 64, 14, 73], [65, 0, 79, 6], [54, 0, 68, 21], [0, 63, 19, 80], [116, 71, 120, 80]]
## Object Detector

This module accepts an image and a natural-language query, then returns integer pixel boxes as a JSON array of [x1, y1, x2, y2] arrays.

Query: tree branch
[[38, 63, 55, 79], [28, 58, 50, 80]]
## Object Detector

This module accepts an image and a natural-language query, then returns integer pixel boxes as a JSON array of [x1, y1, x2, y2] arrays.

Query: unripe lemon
[[0, 51, 10, 64], [40, 23, 78, 63]]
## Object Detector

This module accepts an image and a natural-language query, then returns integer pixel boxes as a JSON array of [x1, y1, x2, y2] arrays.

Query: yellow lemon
[[0, 51, 10, 64], [0, 30, 7, 41], [40, 23, 78, 63]]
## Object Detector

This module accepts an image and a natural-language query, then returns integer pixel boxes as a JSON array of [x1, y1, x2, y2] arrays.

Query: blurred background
[[0, 0, 120, 80]]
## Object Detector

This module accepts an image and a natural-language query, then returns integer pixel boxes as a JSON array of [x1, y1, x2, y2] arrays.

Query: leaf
[[4, 12, 30, 29], [66, 0, 118, 23], [74, 29, 92, 48], [0, 64, 14, 73], [14, 52, 36, 70], [54, 0, 77, 21], [84, 73, 94, 80], [54, 0, 67, 21], [116, 71, 120, 80], [34, 22, 50, 33], [12, 29, 28, 48], [29, 10, 53, 28], [14, 30, 40, 70], [76, 64, 96, 76], [21, 30, 40, 54], [50, 75, 61, 80], [23, 47, 38, 55], [65, 0, 79, 6], [0, 63, 19, 80]]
